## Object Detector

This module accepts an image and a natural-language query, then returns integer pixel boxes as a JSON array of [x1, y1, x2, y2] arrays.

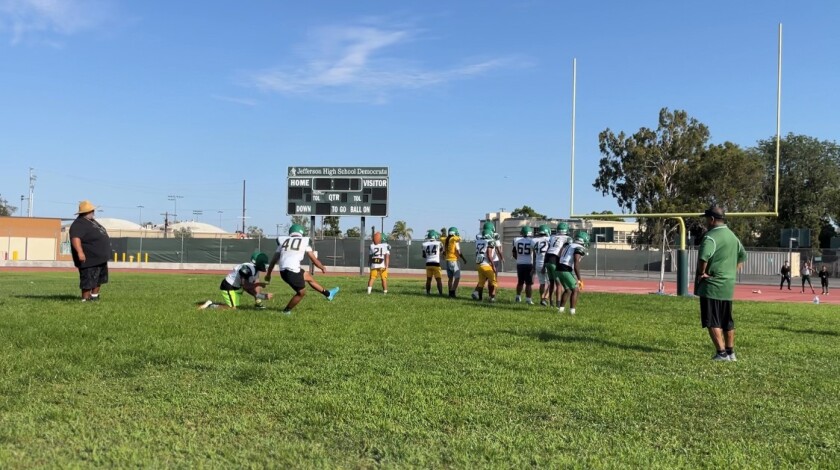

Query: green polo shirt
[[697, 225, 747, 300]]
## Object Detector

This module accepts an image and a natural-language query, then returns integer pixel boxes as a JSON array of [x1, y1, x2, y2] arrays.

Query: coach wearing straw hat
[[69, 200, 111, 302]]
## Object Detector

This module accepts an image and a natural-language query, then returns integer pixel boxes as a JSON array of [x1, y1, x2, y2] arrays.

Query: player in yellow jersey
[[443, 226, 468, 297]]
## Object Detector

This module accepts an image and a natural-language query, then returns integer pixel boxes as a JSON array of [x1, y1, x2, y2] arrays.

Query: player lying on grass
[[199, 252, 273, 310], [265, 224, 339, 315]]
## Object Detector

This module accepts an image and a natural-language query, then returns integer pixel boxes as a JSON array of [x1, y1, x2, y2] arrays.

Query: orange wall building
[[0, 216, 71, 261]]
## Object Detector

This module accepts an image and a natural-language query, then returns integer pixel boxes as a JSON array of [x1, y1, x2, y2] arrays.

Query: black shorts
[[516, 264, 533, 285], [281, 269, 306, 293], [79, 263, 109, 290], [699, 297, 734, 331], [544, 253, 560, 268]]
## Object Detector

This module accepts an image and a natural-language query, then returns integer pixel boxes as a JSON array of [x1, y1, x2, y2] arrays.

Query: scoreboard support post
[[359, 217, 366, 276], [310, 215, 316, 274]]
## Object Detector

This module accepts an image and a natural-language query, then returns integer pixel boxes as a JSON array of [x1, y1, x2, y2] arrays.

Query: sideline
[[1, 262, 835, 305]]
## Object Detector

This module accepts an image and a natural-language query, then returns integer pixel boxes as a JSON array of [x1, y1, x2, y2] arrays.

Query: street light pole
[[137, 205, 144, 226], [168, 195, 183, 223]]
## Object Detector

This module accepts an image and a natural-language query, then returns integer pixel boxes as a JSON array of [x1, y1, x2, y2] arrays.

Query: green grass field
[[0, 271, 837, 468]]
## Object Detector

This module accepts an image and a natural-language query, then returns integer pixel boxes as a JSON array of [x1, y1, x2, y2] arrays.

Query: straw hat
[[75, 200, 97, 214]]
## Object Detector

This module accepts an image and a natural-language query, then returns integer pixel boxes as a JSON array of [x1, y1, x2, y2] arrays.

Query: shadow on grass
[[772, 325, 839, 337], [506, 329, 666, 353], [13, 294, 80, 301]]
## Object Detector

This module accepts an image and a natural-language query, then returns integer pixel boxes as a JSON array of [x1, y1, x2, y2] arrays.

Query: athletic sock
[[91, 294, 99, 299], [383, 290, 387, 294], [558, 307, 565, 313], [717, 349, 726, 356], [569, 308, 576, 315], [725, 348, 734, 356], [321, 289, 330, 297], [367, 287, 372, 294]]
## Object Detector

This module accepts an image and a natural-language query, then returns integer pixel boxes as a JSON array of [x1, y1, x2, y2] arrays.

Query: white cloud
[[0, 0, 111, 44], [245, 23, 524, 102], [211, 95, 259, 107]]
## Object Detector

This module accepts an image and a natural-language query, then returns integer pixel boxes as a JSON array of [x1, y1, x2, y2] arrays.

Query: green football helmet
[[289, 223, 306, 235], [482, 229, 495, 240], [252, 252, 269, 271], [557, 222, 570, 235], [448, 226, 459, 236], [426, 230, 440, 240], [574, 231, 590, 246], [520, 226, 533, 237], [537, 224, 551, 236], [481, 221, 495, 233]]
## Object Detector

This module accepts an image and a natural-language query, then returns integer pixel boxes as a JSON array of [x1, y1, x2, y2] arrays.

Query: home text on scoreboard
[[286, 166, 389, 217]]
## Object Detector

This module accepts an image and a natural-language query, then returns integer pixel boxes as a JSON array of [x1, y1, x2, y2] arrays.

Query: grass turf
[[0, 271, 837, 467]]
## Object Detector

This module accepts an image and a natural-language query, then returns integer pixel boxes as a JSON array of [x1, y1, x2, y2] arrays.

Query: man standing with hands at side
[[695, 206, 747, 362], [779, 261, 792, 290]]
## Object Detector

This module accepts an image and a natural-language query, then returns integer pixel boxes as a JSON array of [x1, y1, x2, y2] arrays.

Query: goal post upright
[[569, 24, 783, 296]]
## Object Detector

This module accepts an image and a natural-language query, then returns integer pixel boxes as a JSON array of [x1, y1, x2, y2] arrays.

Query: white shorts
[[536, 269, 547, 285]]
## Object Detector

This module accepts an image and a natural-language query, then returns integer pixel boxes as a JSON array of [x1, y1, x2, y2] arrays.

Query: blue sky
[[1, 0, 838, 239]]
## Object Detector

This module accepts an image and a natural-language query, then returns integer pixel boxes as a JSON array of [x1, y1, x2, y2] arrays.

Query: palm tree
[[389, 220, 414, 240]]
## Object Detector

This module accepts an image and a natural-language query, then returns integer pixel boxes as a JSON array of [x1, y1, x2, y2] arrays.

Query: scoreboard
[[286, 166, 389, 217]]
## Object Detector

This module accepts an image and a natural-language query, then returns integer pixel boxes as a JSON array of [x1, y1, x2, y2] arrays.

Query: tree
[[511, 205, 546, 219], [753, 133, 840, 247], [290, 216, 310, 234], [595, 108, 710, 245], [680, 142, 767, 245], [345, 227, 361, 238], [588, 210, 624, 222], [173, 227, 193, 238], [389, 220, 413, 240], [247, 226, 264, 239], [323, 216, 341, 237], [818, 219, 838, 249], [0, 195, 16, 216]]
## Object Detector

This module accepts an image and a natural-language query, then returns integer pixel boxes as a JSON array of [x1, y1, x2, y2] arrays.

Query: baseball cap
[[702, 206, 726, 220]]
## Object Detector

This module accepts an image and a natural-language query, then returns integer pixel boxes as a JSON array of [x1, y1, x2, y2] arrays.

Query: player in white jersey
[[557, 231, 589, 315], [367, 232, 391, 294], [511, 226, 536, 304], [543, 222, 572, 307], [421, 230, 444, 295], [199, 251, 273, 310], [531, 224, 551, 306], [471, 229, 500, 302], [264, 224, 339, 315]]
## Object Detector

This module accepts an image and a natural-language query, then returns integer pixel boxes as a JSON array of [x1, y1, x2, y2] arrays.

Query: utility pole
[[161, 212, 170, 238], [27, 168, 36, 217], [241, 180, 246, 234]]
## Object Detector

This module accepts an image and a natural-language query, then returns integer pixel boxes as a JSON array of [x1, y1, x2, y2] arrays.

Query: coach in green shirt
[[695, 206, 747, 362]]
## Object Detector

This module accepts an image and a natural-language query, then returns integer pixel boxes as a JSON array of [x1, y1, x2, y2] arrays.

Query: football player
[[421, 229, 444, 295], [557, 230, 589, 315], [471, 229, 500, 302], [443, 226, 467, 297], [264, 224, 339, 314], [199, 251, 273, 310], [367, 231, 391, 294], [532, 224, 551, 306], [512, 226, 535, 304], [543, 222, 571, 307]]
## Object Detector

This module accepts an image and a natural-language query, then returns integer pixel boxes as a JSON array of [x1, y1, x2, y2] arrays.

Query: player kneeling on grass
[[557, 231, 589, 315], [421, 229, 444, 295], [264, 224, 339, 315], [200, 252, 273, 310]]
